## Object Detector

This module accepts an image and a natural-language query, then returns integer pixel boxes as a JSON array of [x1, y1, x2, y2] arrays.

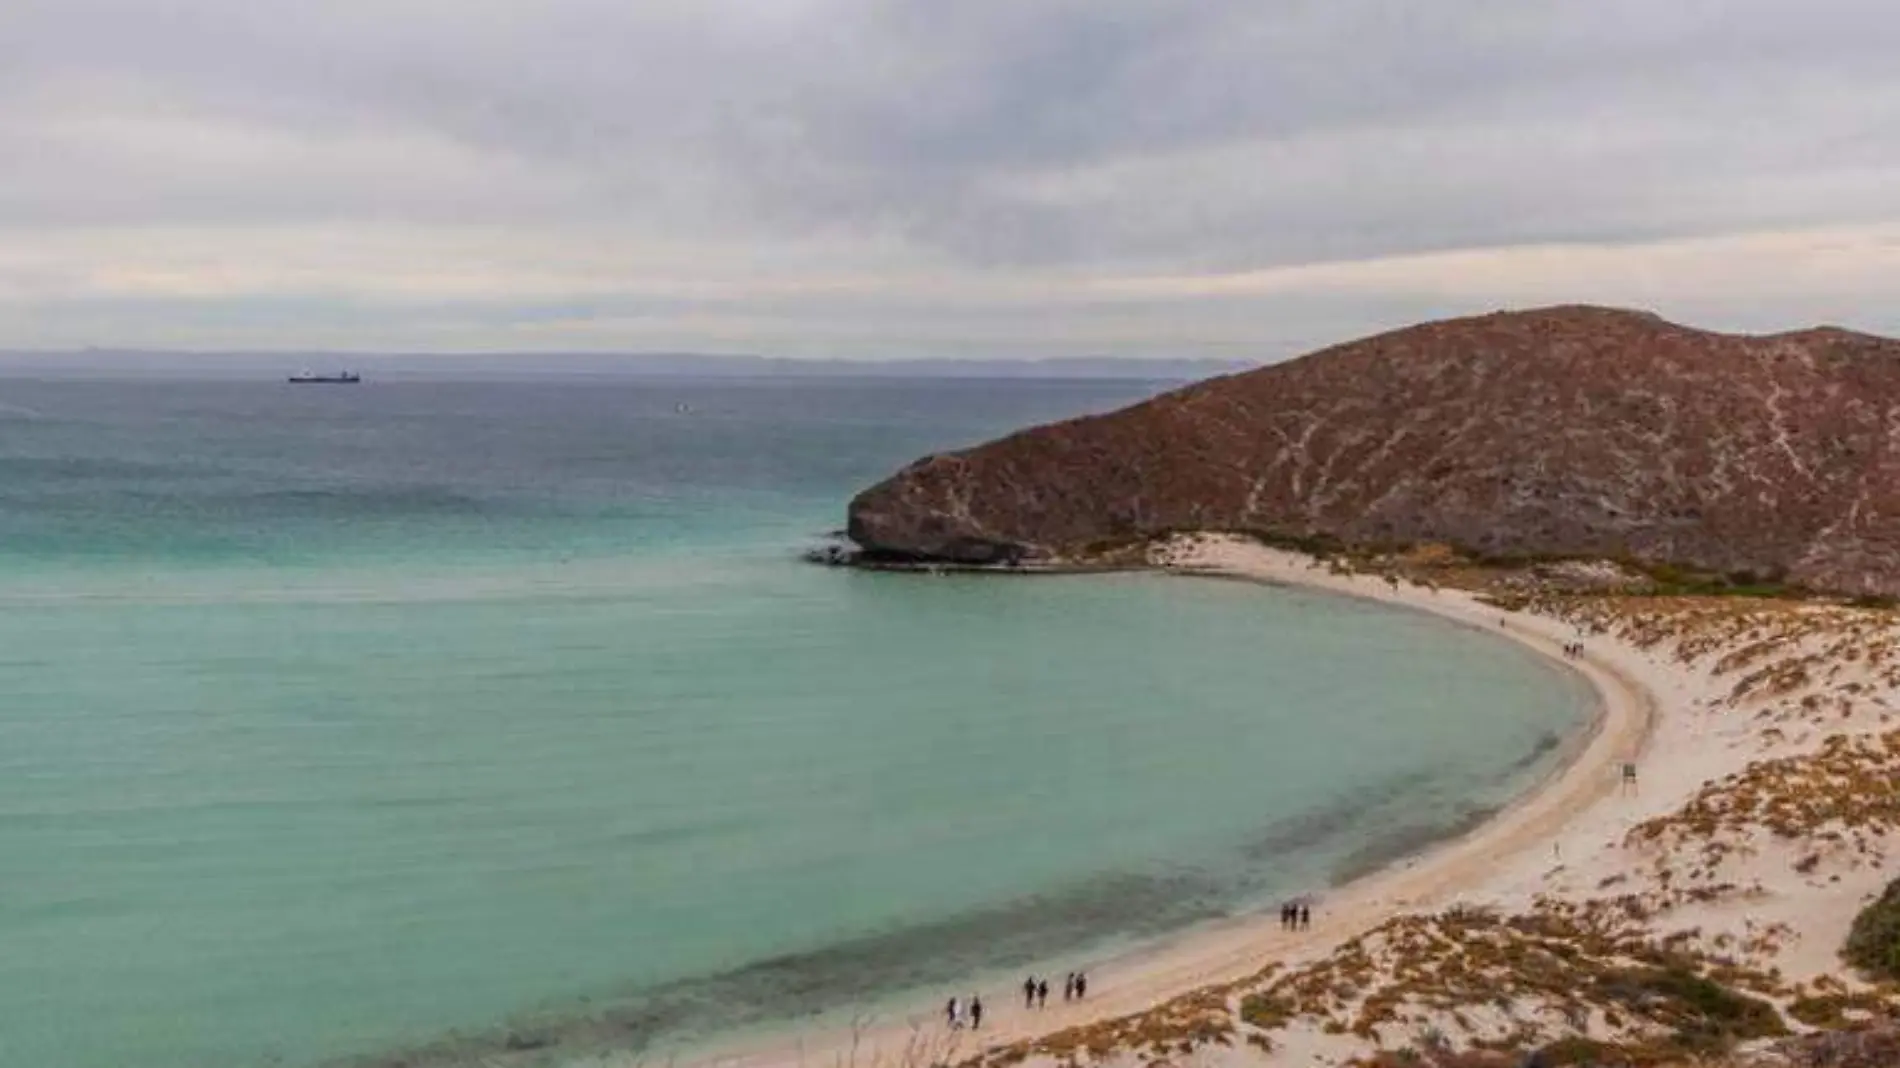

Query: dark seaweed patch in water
[[1326, 805, 1501, 885], [1507, 730, 1564, 774], [1240, 795, 1377, 861], [333, 869, 1232, 1068], [1264, 729, 1566, 889], [1239, 769, 1437, 861]]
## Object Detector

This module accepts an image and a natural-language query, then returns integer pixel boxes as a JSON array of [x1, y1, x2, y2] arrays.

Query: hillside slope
[[847, 306, 1900, 595]]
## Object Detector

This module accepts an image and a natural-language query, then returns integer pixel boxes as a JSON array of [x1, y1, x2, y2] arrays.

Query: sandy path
[[706, 541, 1659, 1068]]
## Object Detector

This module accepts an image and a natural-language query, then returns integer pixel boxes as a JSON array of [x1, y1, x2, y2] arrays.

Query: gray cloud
[[3, 0, 1900, 356]]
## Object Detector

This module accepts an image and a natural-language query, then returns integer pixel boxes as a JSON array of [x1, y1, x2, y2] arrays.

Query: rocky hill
[[846, 306, 1900, 595]]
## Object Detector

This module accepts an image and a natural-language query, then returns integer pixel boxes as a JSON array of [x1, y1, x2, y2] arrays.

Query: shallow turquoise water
[[0, 379, 1592, 1068]]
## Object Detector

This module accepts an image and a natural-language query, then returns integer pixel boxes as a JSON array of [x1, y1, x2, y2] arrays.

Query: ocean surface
[[0, 377, 1594, 1068]]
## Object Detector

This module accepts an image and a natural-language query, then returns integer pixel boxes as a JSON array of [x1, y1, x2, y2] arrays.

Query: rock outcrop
[[846, 306, 1900, 595]]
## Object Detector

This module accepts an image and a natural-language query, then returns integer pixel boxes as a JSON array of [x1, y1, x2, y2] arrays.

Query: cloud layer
[[5, 0, 1900, 357]]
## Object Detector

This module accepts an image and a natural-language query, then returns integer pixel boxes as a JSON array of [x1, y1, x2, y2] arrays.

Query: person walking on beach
[[970, 995, 983, 1030], [1075, 971, 1088, 1000], [1022, 976, 1036, 1009], [946, 996, 961, 1029], [1036, 978, 1049, 1008], [1063, 972, 1075, 1001], [1299, 904, 1311, 930]]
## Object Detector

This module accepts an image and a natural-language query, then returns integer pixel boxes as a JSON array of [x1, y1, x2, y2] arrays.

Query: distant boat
[[288, 370, 361, 384]]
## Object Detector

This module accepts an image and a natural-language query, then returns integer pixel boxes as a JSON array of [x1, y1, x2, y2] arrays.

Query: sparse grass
[[1626, 730, 1900, 878], [1213, 896, 1788, 1063], [1788, 989, 1900, 1030]]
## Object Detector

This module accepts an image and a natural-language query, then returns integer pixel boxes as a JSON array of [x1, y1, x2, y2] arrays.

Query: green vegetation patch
[[1531, 1034, 1626, 1065], [1846, 878, 1900, 981], [1631, 561, 1799, 599], [1591, 965, 1786, 1053]]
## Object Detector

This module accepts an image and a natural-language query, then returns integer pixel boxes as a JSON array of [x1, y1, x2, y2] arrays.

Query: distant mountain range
[[0, 349, 1256, 381]]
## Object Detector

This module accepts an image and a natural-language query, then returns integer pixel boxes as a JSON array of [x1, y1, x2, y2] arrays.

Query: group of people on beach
[[945, 973, 1089, 1030], [944, 994, 983, 1030], [1561, 640, 1586, 659], [1021, 971, 1087, 1008], [1279, 901, 1311, 931]]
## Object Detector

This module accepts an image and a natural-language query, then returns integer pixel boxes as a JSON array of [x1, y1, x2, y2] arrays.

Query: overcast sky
[[4, 0, 1900, 359]]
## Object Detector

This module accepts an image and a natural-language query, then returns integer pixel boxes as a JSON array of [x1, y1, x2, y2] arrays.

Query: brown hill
[[846, 306, 1900, 595]]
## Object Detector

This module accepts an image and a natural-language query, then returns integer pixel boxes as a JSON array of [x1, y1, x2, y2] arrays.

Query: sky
[[4, 0, 1900, 360]]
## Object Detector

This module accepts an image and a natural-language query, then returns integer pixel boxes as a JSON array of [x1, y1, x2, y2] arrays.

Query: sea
[[0, 376, 1594, 1068]]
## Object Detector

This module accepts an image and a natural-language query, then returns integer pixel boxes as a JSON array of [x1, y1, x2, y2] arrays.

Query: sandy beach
[[684, 534, 1900, 1067], [695, 535, 1709, 1068]]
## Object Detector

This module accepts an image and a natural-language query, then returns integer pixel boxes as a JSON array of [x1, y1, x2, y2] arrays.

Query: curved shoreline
[[708, 541, 1661, 1068]]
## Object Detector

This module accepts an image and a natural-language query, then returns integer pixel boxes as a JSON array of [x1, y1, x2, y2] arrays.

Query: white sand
[[692, 535, 1898, 1068]]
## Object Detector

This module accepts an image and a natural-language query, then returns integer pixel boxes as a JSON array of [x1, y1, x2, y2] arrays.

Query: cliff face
[[847, 306, 1900, 594]]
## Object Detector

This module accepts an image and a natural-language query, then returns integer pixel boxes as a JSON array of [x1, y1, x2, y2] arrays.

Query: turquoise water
[[0, 379, 1592, 1068]]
